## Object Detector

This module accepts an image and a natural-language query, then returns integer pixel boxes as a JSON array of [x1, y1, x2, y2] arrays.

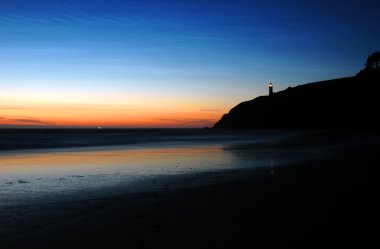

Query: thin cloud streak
[[200, 109, 222, 112], [0, 116, 54, 125], [152, 117, 215, 127]]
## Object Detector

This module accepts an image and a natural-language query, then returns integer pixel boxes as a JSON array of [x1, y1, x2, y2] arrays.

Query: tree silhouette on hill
[[366, 51, 380, 70]]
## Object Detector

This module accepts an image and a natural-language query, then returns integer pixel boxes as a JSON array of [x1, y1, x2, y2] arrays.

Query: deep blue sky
[[1, 0, 380, 127]]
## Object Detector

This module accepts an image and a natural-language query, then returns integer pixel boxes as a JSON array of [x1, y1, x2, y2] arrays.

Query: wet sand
[[1, 130, 379, 248]]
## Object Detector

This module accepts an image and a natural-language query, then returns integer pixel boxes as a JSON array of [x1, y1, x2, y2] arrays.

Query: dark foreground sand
[[1, 130, 379, 249]]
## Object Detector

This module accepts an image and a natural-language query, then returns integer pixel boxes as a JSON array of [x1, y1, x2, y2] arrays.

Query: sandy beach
[[0, 129, 379, 248]]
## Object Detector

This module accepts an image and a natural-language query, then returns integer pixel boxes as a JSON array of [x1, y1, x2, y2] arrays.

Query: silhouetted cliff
[[214, 70, 380, 129]]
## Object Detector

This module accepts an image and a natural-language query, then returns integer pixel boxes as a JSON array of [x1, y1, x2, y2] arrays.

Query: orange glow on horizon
[[0, 99, 224, 128], [0, 82, 245, 128]]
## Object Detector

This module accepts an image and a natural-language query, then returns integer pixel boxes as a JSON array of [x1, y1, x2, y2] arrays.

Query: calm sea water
[[0, 129, 326, 206]]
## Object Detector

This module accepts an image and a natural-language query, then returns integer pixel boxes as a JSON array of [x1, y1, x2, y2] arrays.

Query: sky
[[1, 0, 379, 128]]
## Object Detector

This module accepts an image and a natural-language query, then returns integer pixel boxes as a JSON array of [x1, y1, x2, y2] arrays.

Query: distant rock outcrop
[[213, 70, 380, 129]]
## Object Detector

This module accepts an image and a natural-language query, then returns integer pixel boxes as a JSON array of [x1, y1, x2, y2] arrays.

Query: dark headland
[[214, 69, 380, 129]]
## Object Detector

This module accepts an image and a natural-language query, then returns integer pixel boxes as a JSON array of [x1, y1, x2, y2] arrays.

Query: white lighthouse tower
[[269, 82, 273, 96]]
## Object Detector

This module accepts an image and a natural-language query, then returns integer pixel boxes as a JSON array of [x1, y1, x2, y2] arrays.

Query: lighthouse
[[269, 82, 273, 96]]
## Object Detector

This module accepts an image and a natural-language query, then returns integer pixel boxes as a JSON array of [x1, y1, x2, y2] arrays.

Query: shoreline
[[1, 130, 379, 248], [1, 128, 365, 153]]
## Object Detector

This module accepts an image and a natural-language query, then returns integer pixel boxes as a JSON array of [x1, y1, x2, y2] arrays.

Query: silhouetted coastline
[[214, 70, 380, 129], [2, 55, 380, 249]]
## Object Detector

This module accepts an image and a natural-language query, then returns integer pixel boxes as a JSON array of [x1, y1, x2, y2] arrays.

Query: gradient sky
[[1, 0, 379, 127]]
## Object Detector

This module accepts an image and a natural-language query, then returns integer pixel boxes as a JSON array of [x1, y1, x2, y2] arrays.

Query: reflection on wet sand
[[0, 145, 233, 178], [0, 144, 240, 206]]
